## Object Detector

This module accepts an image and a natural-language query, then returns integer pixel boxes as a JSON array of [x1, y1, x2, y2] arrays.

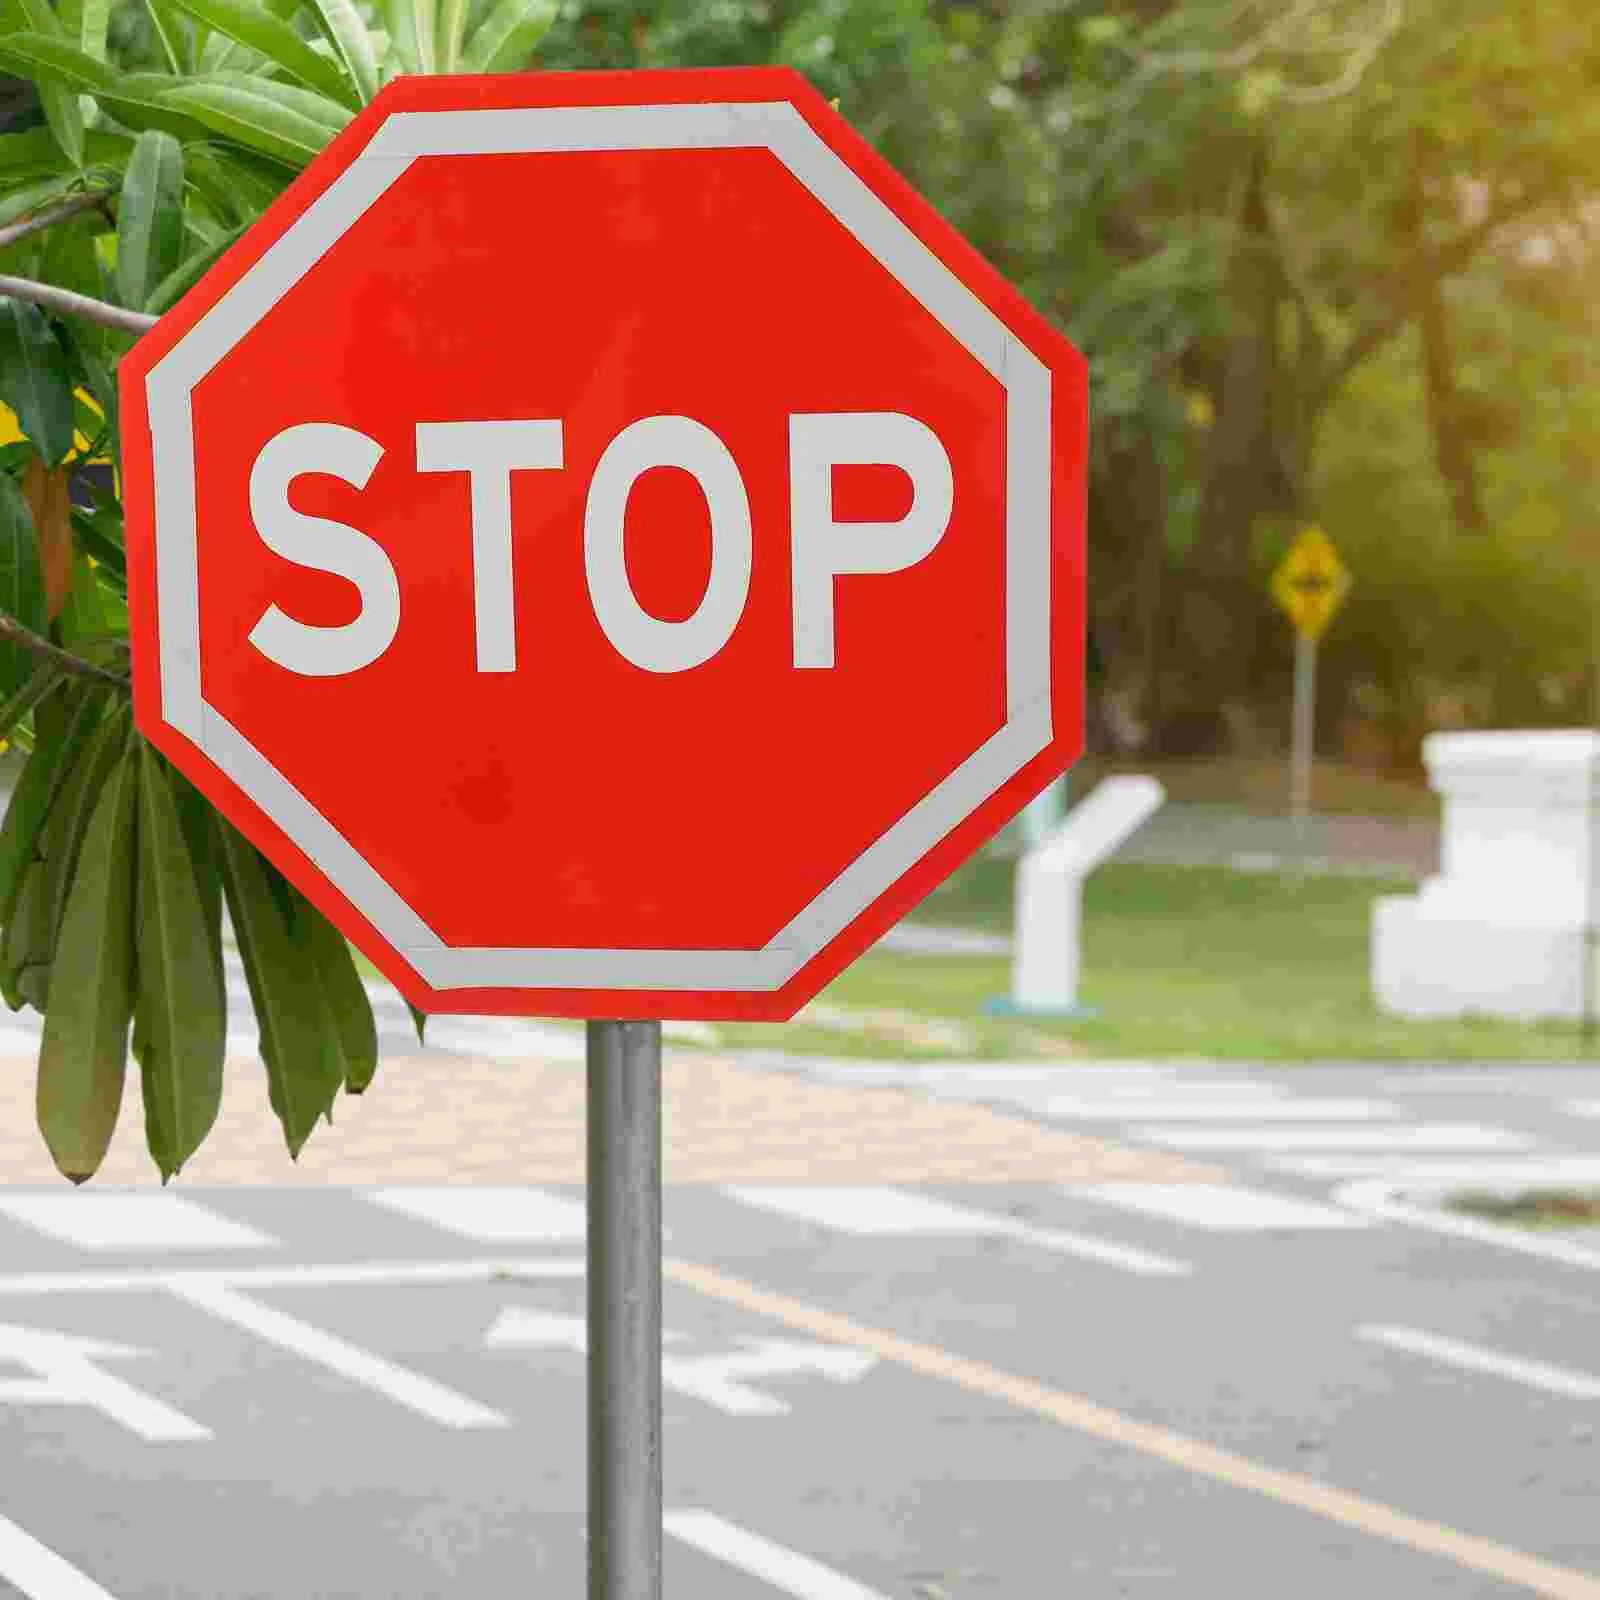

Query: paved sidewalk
[[0, 1048, 1224, 1188]]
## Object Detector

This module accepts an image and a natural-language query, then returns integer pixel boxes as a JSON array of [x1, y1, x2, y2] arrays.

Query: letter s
[[247, 423, 399, 678]]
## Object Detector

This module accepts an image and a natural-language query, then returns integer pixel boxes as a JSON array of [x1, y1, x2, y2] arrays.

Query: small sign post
[[1270, 526, 1352, 864]]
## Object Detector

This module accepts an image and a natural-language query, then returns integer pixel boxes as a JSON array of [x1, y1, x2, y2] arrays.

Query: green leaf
[[133, 744, 224, 1179], [17, 690, 117, 1010], [56, 318, 120, 454], [36, 740, 138, 1182], [304, 0, 379, 105], [216, 821, 342, 1155], [166, 0, 357, 107], [143, 222, 248, 315], [410, 0, 437, 72], [142, 0, 188, 74], [0, 128, 68, 174], [69, 503, 127, 585], [380, 0, 421, 75], [116, 131, 185, 312], [0, 675, 97, 926], [408, 999, 426, 1045], [96, 74, 218, 144], [460, 0, 555, 74], [0, 32, 117, 97], [41, 696, 126, 954], [59, 549, 122, 648], [3, 2, 86, 170], [0, 475, 46, 701], [285, 889, 376, 1092], [1, 858, 50, 1011], [436, 0, 467, 72], [182, 141, 290, 225], [0, 662, 64, 751], [156, 76, 349, 167], [37, 200, 107, 306], [169, 765, 222, 969], [0, 298, 77, 467], [78, 0, 112, 65]]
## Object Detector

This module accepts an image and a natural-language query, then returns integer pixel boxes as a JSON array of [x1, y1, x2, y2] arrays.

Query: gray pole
[[587, 1020, 663, 1600], [1290, 632, 1317, 866]]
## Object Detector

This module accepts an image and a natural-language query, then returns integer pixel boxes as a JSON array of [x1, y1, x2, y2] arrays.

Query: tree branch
[[1310, 171, 1571, 417], [0, 191, 113, 256], [0, 275, 155, 336], [0, 615, 129, 689]]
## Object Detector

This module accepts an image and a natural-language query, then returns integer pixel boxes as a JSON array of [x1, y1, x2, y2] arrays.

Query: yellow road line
[[665, 1256, 1600, 1600]]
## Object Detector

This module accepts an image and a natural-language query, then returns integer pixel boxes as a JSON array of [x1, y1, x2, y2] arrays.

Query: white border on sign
[[145, 100, 1055, 992]]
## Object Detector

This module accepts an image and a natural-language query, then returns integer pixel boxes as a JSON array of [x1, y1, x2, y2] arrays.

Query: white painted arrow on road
[[485, 1309, 878, 1417], [0, 1322, 210, 1442]]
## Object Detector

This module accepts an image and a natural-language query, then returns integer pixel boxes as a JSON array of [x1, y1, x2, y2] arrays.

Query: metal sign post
[[1290, 632, 1317, 861], [1270, 526, 1352, 870], [587, 1020, 664, 1600]]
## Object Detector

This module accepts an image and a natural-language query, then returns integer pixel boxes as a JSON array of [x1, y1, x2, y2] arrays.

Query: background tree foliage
[[0, 0, 1594, 1180]]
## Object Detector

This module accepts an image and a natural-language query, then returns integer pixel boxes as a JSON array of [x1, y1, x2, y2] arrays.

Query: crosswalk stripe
[[0, 1192, 276, 1252], [666, 1510, 889, 1599], [1066, 1182, 1372, 1231], [0, 1511, 122, 1600], [1044, 1097, 1400, 1122], [1286, 1156, 1600, 1183], [1359, 1324, 1600, 1400], [368, 1187, 588, 1244], [722, 1185, 1187, 1276], [1145, 1123, 1528, 1153]]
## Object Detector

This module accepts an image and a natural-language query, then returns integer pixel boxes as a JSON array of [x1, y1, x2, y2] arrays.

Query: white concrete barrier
[[1371, 729, 1600, 1020], [1008, 775, 1164, 1014]]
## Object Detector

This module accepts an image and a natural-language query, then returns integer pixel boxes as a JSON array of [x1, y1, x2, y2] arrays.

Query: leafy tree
[[0, 0, 560, 1182]]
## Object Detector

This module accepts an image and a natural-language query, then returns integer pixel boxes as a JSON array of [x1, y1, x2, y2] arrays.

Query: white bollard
[[1005, 775, 1165, 1015], [1372, 730, 1600, 1021]]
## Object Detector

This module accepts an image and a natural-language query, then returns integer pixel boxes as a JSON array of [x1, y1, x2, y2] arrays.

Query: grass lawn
[[711, 857, 1597, 1062]]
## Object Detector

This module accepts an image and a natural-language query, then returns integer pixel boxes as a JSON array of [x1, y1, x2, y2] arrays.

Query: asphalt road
[[1, 1058, 1598, 1599]]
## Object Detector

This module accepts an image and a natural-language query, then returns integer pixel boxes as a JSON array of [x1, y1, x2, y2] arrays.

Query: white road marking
[[1043, 1097, 1400, 1122], [725, 1185, 993, 1236], [0, 1511, 122, 1600], [486, 1309, 876, 1417], [0, 1322, 210, 1442], [0, 1257, 584, 1298], [724, 1185, 1188, 1276], [803, 1062, 1179, 1087], [1146, 1123, 1529, 1153], [1336, 1179, 1600, 1272], [666, 1510, 890, 1599], [1562, 1101, 1600, 1119], [1375, 1073, 1553, 1093], [1359, 1324, 1600, 1400], [165, 1277, 510, 1429], [1067, 1182, 1372, 1231], [369, 1186, 589, 1243], [1280, 1156, 1600, 1183], [0, 1193, 276, 1252]]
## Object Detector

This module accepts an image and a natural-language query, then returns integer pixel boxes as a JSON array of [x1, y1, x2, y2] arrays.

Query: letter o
[[583, 416, 753, 674]]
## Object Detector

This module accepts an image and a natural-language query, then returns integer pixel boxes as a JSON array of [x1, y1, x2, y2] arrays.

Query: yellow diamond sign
[[1271, 526, 1351, 642]]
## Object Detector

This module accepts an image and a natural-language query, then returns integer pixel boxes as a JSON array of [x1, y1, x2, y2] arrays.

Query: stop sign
[[121, 68, 1086, 1023]]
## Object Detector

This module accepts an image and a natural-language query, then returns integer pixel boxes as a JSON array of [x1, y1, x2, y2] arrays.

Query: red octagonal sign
[[121, 69, 1086, 1022]]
